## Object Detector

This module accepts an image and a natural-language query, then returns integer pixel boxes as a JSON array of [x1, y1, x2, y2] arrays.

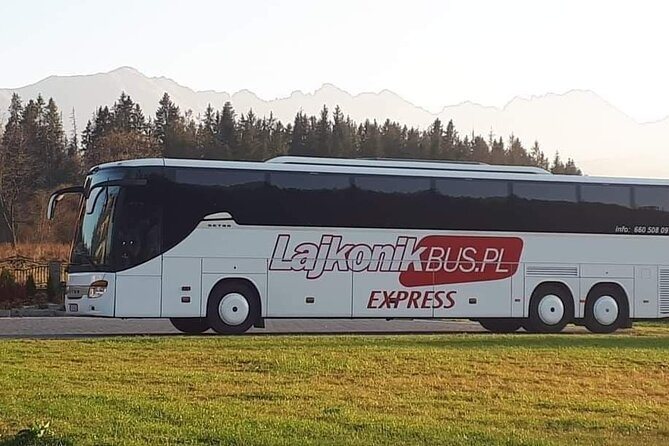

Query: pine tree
[[42, 98, 68, 187], [237, 109, 262, 160], [315, 105, 331, 156], [471, 135, 490, 162], [198, 103, 218, 159], [551, 151, 566, 174], [427, 118, 444, 159], [530, 141, 549, 170], [154, 92, 182, 157], [68, 108, 79, 157], [289, 111, 309, 156], [0, 94, 39, 246], [217, 102, 238, 159], [358, 120, 382, 158]]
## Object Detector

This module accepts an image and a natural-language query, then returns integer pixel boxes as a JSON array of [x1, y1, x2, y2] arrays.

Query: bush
[[25, 274, 37, 298], [0, 269, 14, 288], [0, 269, 25, 310]]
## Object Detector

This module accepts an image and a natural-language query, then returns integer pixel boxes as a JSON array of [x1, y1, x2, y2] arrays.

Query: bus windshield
[[71, 186, 120, 270], [70, 184, 163, 272]]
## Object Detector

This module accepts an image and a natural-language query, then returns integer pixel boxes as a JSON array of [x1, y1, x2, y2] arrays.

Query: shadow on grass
[[0, 424, 73, 446], [0, 436, 72, 446]]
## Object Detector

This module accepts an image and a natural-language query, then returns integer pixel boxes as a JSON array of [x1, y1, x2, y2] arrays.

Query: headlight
[[88, 280, 108, 298]]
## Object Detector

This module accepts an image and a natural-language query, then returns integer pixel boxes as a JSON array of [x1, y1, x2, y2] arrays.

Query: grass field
[[0, 326, 667, 445]]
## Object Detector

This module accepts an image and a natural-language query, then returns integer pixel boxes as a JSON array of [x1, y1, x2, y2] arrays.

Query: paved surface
[[0, 317, 490, 338]]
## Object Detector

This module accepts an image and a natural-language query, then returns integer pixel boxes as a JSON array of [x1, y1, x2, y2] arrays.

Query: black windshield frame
[[69, 166, 165, 273]]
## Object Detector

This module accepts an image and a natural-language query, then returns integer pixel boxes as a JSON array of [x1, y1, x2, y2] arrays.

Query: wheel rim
[[537, 294, 564, 325], [593, 295, 618, 326], [218, 293, 250, 326]]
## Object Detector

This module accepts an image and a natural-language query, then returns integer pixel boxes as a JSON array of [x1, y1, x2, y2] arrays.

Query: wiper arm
[[73, 249, 100, 270]]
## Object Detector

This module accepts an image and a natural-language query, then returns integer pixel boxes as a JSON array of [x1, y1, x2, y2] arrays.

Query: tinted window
[[635, 186, 669, 211], [581, 184, 632, 207], [175, 168, 265, 187], [513, 182, 577, 202], [113, 185, 163, 270], [435, 178, 507, 198], [579, 184, 634, 235], [349, 175, 432, 229], [270, 172, 350, 190], [430, 179, 510, 232], [354, 175, 431, 193], [509, 182, 579, 233]]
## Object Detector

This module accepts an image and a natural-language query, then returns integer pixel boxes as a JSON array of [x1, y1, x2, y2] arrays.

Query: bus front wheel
[[526, 283, 573, 333], [170, 318, 209, 334], [207, 281, 260, 334], [478, 318, 523, 333]]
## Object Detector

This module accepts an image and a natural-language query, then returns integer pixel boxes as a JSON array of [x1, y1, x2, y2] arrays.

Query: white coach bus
[[48, 156, 669, 334]]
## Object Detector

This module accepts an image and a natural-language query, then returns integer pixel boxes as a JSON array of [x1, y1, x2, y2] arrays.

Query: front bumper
[[65, 273, 116, 316]]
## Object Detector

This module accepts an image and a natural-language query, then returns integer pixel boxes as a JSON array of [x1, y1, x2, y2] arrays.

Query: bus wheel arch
[[206, 278, 261, 334], [478, 318, 523, 333], [526, 281, 574, 333], [584, 282, 629, 333], [170, 317, 209, 334]]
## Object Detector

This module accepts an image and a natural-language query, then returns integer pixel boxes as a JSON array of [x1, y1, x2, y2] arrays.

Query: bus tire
[[584, 284, 628, 334], [478, 318, 523, 333], [170, 317, 209, 334], [526, 283, 573, 333], [207, 281, 260, 334]]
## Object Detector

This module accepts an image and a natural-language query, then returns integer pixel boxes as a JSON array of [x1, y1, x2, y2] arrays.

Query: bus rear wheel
[[584, 286, 628, 333], [170, 317, 209, 334], [207, 281, 260, 334], [478, 318, 523, 333]]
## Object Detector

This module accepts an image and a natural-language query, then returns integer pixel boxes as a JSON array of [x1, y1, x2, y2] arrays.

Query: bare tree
[[0, 136, 37, 247]]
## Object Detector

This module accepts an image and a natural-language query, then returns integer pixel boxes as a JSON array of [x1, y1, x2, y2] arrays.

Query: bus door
[[113, 186, 163, 317]]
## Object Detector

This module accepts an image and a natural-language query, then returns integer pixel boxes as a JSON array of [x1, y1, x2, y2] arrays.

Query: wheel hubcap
[[218, 293, 249, 326], [593, 295, 618, 326], [537, 294, 564, 325]]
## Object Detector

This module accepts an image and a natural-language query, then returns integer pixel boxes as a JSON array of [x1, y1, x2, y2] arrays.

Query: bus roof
[[91, 157, 669, 187], [265, 156, 551, 175]]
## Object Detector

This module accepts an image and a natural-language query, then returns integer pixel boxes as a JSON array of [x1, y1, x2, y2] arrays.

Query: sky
[[0, 0, 668, 123]]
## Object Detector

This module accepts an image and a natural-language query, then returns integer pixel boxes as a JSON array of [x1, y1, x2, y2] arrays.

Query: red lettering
[[400, 236, 522, 287], [421, 290, 433, 309], [443, 290, 456, 308], [433, 291, 444, 308], [367, 290, 381, 309], [380, 290, 396, 308], [394, 291, 409, 308], [408, 291, 422, 308]]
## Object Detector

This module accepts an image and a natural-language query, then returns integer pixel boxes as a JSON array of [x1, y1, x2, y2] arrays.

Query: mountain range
[[1, 66, 668, 178]]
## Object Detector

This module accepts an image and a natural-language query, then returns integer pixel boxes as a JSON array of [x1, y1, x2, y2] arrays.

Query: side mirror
[[46, 186, 84, 220]]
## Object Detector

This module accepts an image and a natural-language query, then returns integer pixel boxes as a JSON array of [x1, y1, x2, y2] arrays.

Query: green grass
[[0, 327, 668, 446]]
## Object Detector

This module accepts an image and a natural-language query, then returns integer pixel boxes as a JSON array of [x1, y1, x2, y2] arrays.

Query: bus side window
[[580, 184, 633, 234], [352, 175, 431, 228], [632, 185, 669, 229], [268, 171, 351, 226], [433, 178, 509, 231], [634, 186, 669, 211], [510, 181, 578, 233]]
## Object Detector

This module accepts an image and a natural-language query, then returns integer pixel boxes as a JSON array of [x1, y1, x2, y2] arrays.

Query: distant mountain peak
[[0, 66, 667, 178], [109, 66, 142, 75]]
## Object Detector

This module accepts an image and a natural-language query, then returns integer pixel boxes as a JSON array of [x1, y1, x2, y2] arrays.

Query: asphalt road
[[0, 317, 496, 338]]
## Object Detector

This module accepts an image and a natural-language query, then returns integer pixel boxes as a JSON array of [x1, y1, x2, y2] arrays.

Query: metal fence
[[0, 256, 64, 288]]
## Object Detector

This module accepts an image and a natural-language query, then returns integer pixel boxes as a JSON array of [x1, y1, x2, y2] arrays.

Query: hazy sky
[[1, 0, 668, 122]]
